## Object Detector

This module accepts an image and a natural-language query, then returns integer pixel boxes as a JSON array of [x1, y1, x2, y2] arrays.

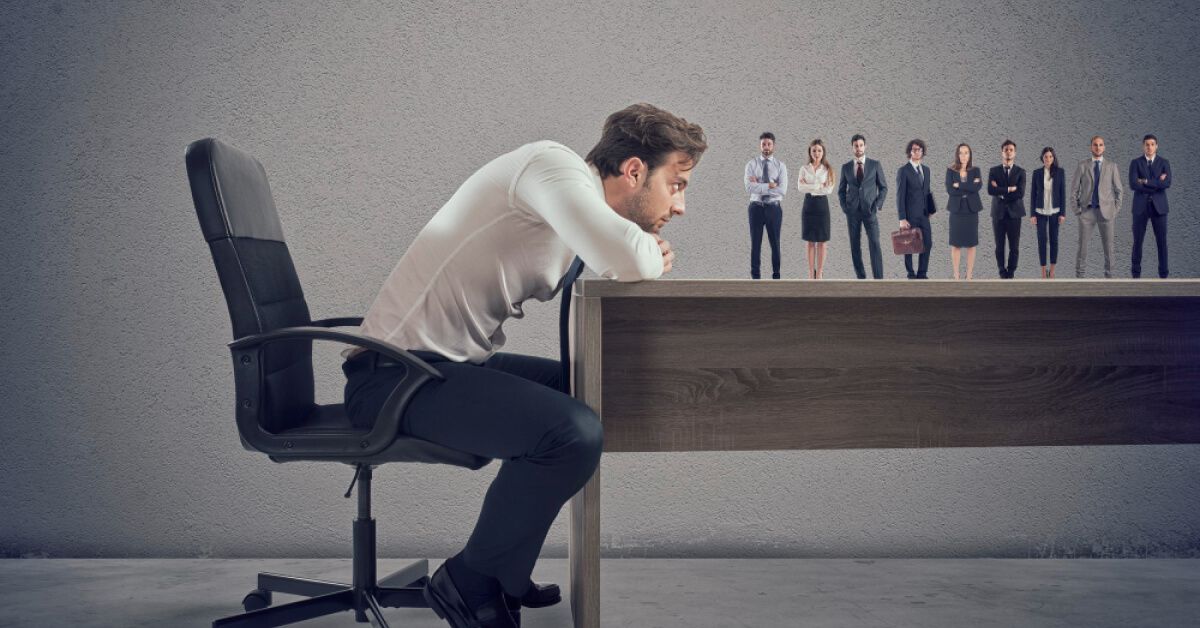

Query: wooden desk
[[566, 280, 1200, 628]]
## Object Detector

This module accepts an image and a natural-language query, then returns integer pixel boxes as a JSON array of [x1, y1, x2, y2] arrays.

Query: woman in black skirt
[[797, 139, 836, 279], [945, 143, 983, 280]]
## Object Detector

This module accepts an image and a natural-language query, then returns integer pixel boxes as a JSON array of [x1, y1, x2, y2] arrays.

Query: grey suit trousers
[[1076, 207, 1115, 278]]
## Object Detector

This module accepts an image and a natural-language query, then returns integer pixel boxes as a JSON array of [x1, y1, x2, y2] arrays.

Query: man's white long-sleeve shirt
[[357, 141, 663, 364]]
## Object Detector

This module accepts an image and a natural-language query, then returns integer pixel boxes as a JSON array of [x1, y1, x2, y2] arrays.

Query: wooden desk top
[[576, 278, 1200, 299]]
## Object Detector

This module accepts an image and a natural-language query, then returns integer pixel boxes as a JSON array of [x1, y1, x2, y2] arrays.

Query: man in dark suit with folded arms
[[896, 139, 934, 279], [988, 140, 1026, 278], [838, 133, 888, 279], [1129, 134, 1172, 278]]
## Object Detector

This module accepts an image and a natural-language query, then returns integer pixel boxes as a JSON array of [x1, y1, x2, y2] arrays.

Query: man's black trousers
[[343, 350, 602, 597]]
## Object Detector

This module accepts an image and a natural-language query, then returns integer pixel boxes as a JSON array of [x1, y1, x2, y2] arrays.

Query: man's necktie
[[762, 158, 770, 198], [916, 165, 923, 184], [1005, 166, 1011, 179], [856, 161, 864, 183], [1092, 161, 1101, 207], [558, 256, 586, 394]]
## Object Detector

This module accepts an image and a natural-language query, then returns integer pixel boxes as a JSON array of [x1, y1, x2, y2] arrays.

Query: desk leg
[[569, 467, 600, 628]]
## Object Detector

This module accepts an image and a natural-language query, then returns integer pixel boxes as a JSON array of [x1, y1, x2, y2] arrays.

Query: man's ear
[[620, 157, 647, 187]]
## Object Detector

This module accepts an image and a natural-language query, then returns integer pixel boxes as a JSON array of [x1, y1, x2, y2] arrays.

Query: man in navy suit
[[896, 139, 935, 279], [838, 134, 889, 279], [1130, 134, 1172, 278], [987, 140, 1026, 278]]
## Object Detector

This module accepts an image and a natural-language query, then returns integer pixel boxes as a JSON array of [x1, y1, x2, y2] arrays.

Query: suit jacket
[[987, 164, 1026, 219], [944, 167, 983, 215], [896, 162, 934, 223], [838, 158, 888, 217], [1070, 157, 1123, 220], [1029, 166, 1066, 217], [1129, 155, 1171, 216]]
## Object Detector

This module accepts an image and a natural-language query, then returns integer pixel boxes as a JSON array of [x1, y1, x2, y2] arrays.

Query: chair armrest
[[227, 326, 443, 458], [310, 316, 364, 328], [229, 326, 443, 379]]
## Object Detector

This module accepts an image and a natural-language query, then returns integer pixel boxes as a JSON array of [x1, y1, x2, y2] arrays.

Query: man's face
[[760, 138, 774, 157], [909, 144, 923, 162], [1144, 138, 1158, 158], [622, 151, 692, 234], [1091, 137, 1105, 158], [1001, 144, 1015, 163], [852, 139, 865, 159]]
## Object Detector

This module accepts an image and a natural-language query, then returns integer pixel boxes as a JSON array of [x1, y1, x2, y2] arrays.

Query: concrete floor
[[0, 558, 1197, 627]]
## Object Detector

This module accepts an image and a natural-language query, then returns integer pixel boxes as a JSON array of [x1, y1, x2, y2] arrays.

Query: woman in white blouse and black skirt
[[797, 138, 837, 279]]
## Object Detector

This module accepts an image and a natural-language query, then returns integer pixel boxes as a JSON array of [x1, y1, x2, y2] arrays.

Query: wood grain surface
[[586, 288, 1200, 453]]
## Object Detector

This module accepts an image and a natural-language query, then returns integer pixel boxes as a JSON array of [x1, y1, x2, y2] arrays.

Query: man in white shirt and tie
[[343, 103, 706, 628], [745, 132, 788, 279], [1070, 135, 1124, 278]]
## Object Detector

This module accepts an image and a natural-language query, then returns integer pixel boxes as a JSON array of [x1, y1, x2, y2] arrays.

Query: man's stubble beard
[[622, 180, 659, 234]]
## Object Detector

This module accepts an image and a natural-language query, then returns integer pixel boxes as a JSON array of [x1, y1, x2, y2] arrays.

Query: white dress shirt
[[795, 163, 834, 196], [745, 155, 789, 203], [355, 141, 663, 363], [1037, 168, 1059, 216]]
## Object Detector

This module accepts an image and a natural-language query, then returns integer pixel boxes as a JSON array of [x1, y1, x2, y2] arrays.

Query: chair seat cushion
[[267, 404, 490, 470]]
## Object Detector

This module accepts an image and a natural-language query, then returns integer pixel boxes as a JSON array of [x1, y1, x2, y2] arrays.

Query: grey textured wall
[[2, 0, 1199, 559]]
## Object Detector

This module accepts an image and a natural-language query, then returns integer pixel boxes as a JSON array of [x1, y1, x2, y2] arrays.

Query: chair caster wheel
[[242, 588, 272, 611]]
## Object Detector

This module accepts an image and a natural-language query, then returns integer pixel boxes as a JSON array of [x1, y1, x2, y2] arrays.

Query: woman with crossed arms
[[796, 138, 837, 279], [945, 143, 984, 280]]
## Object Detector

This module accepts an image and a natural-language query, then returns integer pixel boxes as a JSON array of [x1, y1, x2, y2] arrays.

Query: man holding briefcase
[[896, 139, 936, 279]]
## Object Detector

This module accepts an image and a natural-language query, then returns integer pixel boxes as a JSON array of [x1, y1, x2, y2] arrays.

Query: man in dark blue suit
[[987, 140, 1026, 279], [1130, 134, 1172, 278], [896, 139, 934, 279], [838, 134, 889, 279]]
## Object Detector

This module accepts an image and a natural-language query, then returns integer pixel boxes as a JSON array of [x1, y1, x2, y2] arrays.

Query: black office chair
[[186, 137, 491, 628]]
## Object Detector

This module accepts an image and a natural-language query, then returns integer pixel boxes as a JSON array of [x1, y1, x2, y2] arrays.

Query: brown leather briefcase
[[891, 227, 924, 255]]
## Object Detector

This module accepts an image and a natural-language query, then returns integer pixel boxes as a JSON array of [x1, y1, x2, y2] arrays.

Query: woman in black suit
[[945, 143, 983, 280], [1029, 147, 1066, 278]]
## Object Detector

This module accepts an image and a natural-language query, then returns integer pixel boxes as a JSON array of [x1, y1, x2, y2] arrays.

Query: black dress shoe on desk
[[424, 562, 517, 628]]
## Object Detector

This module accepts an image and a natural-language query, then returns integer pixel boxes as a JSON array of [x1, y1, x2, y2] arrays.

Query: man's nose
[[672, 192, 686, 215]]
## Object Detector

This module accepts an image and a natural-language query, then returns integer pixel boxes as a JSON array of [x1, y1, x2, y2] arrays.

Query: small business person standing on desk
[[1129, 134, 1172, 278], [344, 103, 706, 628], [897, 139, 935, 279], [745, 132, 788, 279], [838, 134, 888, 279], [1070, 135, 1123, 278], [1029, 147, 1066, 279], [988, 140, 1026, 279], [797, 138, 837, 279], [945, 143, 983, 280]]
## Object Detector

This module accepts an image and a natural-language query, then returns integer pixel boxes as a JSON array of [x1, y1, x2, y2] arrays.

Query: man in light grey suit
[[1070, 136, 1124, 278], [837, 134, 888, 279]]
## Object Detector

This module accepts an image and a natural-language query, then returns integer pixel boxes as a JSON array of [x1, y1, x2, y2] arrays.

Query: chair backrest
[[186, 138, 314, 434]]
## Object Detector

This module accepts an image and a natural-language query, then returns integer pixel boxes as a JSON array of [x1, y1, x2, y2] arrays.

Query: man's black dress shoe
[[521, 582, 562, 608], [503, 582, 563, 627], [424, 562, 517, 628]]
